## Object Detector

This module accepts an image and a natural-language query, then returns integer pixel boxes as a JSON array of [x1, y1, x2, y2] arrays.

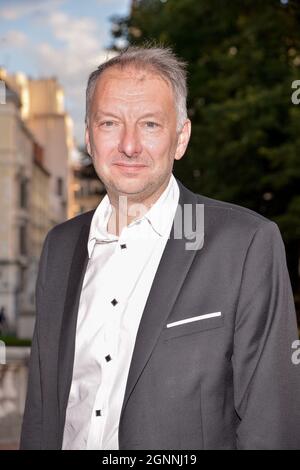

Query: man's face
[[86, 66, 191, 204]]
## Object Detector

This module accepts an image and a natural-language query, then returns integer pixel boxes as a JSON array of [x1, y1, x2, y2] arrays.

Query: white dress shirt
[[62, 174, 179, 450]]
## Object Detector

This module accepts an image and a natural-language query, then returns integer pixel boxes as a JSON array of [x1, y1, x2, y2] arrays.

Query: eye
[[100, 121, 115, 127], [144, 121, 159, 129]]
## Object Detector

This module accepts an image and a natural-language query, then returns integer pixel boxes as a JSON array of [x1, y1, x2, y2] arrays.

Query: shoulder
[[197, 193, 270, 226], [197, 193, 282, 245], [177, 180, 280, 242]]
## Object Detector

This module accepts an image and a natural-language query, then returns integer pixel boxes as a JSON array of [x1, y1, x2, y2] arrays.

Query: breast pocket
[[162, 311, 224, 340]]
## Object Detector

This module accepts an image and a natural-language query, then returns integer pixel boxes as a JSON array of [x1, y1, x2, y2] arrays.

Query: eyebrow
[[92, 109, 166, 121], [92, 110, 119, 121], [139, 112, 165, 120]]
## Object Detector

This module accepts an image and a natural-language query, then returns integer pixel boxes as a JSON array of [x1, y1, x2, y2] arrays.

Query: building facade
[[7, 74, 72, 226], [0, 69, 73, 337]]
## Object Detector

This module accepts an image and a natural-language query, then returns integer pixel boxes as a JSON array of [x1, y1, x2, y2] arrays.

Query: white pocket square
[[166, 311, 222, 328]]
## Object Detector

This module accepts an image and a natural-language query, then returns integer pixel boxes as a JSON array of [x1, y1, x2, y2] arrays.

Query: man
[[20, 46, 300, 450]]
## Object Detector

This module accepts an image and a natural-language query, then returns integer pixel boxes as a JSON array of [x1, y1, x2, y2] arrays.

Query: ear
[[174, 119, 191, 161], [85, 126, 92, 156]]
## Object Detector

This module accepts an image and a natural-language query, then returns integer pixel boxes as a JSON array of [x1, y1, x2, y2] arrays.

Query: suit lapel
[[57, 217, 93, 441], [120, 181, 204, 422]]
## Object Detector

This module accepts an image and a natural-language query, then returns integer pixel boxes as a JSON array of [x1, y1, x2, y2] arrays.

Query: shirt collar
[[141, 173, 179, 237], [88, 174, 179, 258], [87, 195, 115, 257]]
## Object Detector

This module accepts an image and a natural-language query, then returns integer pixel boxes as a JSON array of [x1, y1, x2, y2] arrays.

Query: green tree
[[111, 0, 300, 306]]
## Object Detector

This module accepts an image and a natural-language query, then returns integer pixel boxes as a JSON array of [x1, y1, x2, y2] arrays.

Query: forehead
[[93, 65, 175, 107]]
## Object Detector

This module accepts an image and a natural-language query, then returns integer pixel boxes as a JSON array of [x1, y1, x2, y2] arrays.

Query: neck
[[107, 178, 171, 236], [107, 198, 148, 236]]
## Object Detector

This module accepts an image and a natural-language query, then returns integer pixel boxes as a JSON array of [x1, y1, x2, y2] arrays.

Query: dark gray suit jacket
[[20, 180, 300, 449]]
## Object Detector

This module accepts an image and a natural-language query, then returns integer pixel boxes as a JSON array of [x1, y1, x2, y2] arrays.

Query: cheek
[[143, 134, 173, 160], [91, 133, 116, 160]]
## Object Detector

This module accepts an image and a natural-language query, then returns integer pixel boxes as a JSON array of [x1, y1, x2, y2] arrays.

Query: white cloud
[[32, 10, 116, 144], [96, 0, 131, 9], [49, 11, 98, 45], [0, 0, 66, 20], [1, 3, 120, 144], [3, 30, 28, 47]]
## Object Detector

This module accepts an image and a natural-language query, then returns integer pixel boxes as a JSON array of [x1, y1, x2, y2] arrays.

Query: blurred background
[[0, 0, 299, 449]]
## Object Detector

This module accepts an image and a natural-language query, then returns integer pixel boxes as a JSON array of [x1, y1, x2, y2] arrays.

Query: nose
[[117, 124, 142, 158]]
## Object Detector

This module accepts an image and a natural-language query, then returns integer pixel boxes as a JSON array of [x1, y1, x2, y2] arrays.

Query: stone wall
[[0, 347, 30, 449]]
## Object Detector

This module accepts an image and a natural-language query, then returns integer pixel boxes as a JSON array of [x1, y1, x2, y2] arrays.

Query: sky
[[0, 0, 131, 146]]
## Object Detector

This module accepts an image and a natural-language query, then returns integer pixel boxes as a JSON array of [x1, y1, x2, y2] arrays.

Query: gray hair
[[85, 45, 188, 131]]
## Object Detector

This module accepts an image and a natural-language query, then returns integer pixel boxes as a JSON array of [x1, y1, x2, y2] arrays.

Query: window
[[19, 225, 27, 256], [20, 179, 27, 209], [57, 177, 63, 196]]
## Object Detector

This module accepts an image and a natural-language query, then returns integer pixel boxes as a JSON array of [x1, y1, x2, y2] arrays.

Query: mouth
[[113, 162, 148, 172]]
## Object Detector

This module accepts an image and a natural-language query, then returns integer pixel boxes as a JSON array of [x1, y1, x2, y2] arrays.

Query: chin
[[115, 182, 147, 195]]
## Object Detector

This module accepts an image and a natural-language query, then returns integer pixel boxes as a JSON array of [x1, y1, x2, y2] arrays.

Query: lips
[[113, 162, 148, 172], [113, 162, 147, 168]]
